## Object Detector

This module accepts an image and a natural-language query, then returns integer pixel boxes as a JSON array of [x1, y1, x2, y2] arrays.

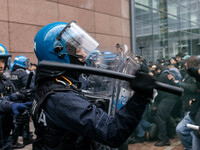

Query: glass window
[[180, 0, 188, 7], [134, 0, 200, 62], [168, 15, 179, 32], [190, 12, 198, 22], [167, 0, 178, 16], [152, 0, 159, 9], [189, 1, 198, 12], [179, 6, 188, 19], [180, 19, 190, 31], [135, 0, 150, 7], [180, 31, 191, 55], [191, 22, 199, 34], [191, 34, 200, 55], [135, 4, 152, 23], [135, 20, 153, 37], [136, 35, 153, 62], [168, 31, 180, 57]]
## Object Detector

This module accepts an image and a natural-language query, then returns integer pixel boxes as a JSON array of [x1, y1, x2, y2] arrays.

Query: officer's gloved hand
[[130, 70, 156, 99], [11, 102, 32, 115], [16, 87, 33, 101]]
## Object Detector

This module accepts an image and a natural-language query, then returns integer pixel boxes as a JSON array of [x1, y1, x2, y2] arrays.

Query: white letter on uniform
[[38, 109, 47, 126]]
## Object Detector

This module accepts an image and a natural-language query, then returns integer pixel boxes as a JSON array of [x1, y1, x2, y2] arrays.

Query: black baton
[[38, 60, 184, 96]]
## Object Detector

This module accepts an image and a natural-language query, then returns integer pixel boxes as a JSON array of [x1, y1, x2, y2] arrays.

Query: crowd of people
[[128, 52, 200, 149], [0, 20, 199, 150]]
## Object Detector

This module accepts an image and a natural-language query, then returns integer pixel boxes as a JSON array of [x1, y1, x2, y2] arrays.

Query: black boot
[[146, 124, 157, 140], [154, 140, 170, 146]]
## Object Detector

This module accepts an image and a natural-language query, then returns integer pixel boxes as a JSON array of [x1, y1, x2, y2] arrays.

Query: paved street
[[19, 138, 184, 150], [17, 121, 184, 150], [128, 137, 183, 150]]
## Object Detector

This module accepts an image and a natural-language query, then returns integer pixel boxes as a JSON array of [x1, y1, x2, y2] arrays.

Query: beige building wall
[[0, 0, 130, 63]]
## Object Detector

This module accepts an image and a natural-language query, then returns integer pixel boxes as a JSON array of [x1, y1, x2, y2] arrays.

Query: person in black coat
[[0, 43, 32, 149], [10, 55, 34, 148], [154, 67, 181, 146], [176, 66, 200, 150]]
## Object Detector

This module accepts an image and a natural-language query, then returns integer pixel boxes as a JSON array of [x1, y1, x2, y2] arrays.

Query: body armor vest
[[32, 79, 91, 150]]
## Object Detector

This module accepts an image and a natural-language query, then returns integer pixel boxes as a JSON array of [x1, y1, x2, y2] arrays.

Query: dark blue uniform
[[10, 68, 28, 90], [32, 78, 148, 150], [10, 66, 33, 146], [0, 99, 14, 113], [0, 76, 17, 149]]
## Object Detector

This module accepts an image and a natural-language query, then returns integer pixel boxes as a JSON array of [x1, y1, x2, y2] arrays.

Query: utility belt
[[14, 110, 30, 125], [34, 123, 90, 150]]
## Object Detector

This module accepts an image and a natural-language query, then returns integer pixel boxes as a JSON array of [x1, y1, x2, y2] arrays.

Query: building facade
[[0, 0, 130, 63], [1, 0, 200, 64], [135, 0, 200, 62]]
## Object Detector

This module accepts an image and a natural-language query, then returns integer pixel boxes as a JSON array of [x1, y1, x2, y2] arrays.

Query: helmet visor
[[57, 21, 99, 58]]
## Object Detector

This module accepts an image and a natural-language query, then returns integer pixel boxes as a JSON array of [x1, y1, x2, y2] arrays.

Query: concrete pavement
[[17, 121, 184, 150]]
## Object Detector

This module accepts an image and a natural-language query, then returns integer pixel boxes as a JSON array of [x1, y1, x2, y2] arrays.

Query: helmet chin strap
[[69, 55, 86, 66], [68, 54, 83, 59]]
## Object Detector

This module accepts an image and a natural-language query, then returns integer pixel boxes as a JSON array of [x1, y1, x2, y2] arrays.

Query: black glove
[[16, 87, 33, 101], [187, 67, 200, 82], [130, 71, 156, 99], [11, 102, 32, 115], [15, 110, 30, 124]]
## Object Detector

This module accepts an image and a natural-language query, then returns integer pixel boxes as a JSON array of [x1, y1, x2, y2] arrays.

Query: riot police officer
[[10, 55, 34, 148], [0, 43, 32, 149], [32, 21, 156, 150], [11, 55, 29, 89], [0, 98, 32, 149]]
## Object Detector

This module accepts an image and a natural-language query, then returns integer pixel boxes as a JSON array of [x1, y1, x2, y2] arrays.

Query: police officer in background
[[0, 96, 32, 150], [11, 55, 29, 89], [10, 55, 34, 148], [0, 43, 32, 149], [32, 21, 156, 150]]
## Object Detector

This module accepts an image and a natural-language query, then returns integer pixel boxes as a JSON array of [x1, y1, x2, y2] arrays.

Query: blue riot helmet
[[100, 51, 119, 70], [0, 43, 11, 70], [95, 51, 119, 70], [14, 55, 29, 69], [86, 50, 120, 70], [86, 49, 101, 67], [34, 21, 99, 81], [34, 21, 99, 64], [10, 62, 14, 71]]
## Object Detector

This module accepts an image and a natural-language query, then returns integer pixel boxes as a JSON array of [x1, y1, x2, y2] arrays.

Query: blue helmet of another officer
[[0, 43, 11, 70], [33, 21, 99, 65], [87, 50, 119, 70], [14, 55, 29, 69], [10, 62, 14, 71]]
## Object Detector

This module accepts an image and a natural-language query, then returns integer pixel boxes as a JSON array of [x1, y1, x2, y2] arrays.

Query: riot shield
[[79, 44, 139, 150], [111, 44, 139, 115], [80, 48, 123, 115], [110, 44, 139, 150]]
